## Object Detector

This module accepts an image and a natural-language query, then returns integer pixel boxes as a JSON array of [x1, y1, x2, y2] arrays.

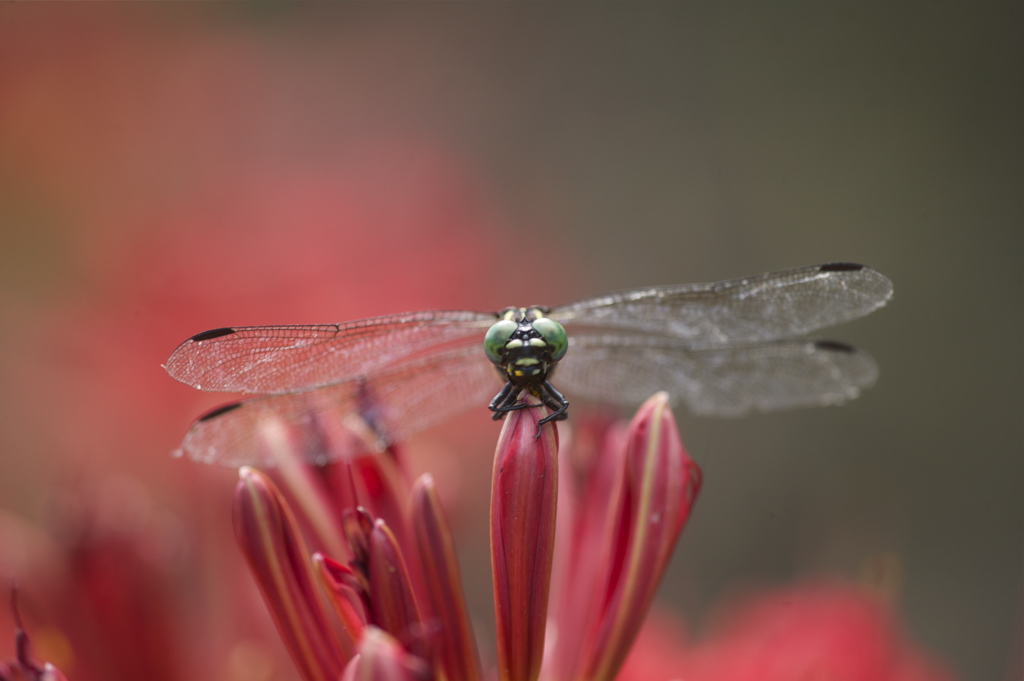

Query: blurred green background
[[0, 4, 1019, 680]]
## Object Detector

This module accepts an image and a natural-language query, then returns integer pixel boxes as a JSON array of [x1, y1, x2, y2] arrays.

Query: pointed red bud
[[411, 474, 483, 681], [491, 402, 559, 681], [580, 393, 702, 681], [313, 553, 370, 644], [366, 519, 424, 651], [233, 467, 352, 680]]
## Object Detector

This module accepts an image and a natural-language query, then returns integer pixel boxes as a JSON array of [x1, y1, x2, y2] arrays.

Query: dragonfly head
[[485, 308, 568, 385]]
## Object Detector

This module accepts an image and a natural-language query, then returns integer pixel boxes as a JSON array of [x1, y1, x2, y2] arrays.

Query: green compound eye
[[484, 319, 518, 364], [531, 317, 568, 361]]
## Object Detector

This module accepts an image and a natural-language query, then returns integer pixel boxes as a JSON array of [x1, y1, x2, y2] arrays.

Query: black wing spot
[[190, 327, 236, 342], [814, 340, 856, 353], [819, 262, 864, 272], [197, 401, 243, 422]]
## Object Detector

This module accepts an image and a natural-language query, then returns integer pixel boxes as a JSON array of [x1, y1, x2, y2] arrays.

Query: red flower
[[232, 422, 481, 680], [231, 393, 700, 681]]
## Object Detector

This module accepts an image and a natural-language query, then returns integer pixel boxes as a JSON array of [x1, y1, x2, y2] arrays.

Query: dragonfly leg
[[537, 380, 569, 427], [489, 382, 527, 421]]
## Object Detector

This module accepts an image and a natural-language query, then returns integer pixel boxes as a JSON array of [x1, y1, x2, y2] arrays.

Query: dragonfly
[[166, 262, 893, 467]]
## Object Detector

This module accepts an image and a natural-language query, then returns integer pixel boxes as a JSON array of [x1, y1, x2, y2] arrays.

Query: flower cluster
[[232, 393, 700, 681], [1, 390, 957, 681]]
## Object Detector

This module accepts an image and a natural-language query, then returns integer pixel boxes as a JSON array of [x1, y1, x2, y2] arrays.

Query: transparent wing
[[554, 335, 879, 416], [165, 310, 496, 394], [549, 263, 892, 345], [177, 346, 501, 467]]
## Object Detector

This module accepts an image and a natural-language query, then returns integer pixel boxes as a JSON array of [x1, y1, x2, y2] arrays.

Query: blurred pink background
[[0, 5, 1019, 681]]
